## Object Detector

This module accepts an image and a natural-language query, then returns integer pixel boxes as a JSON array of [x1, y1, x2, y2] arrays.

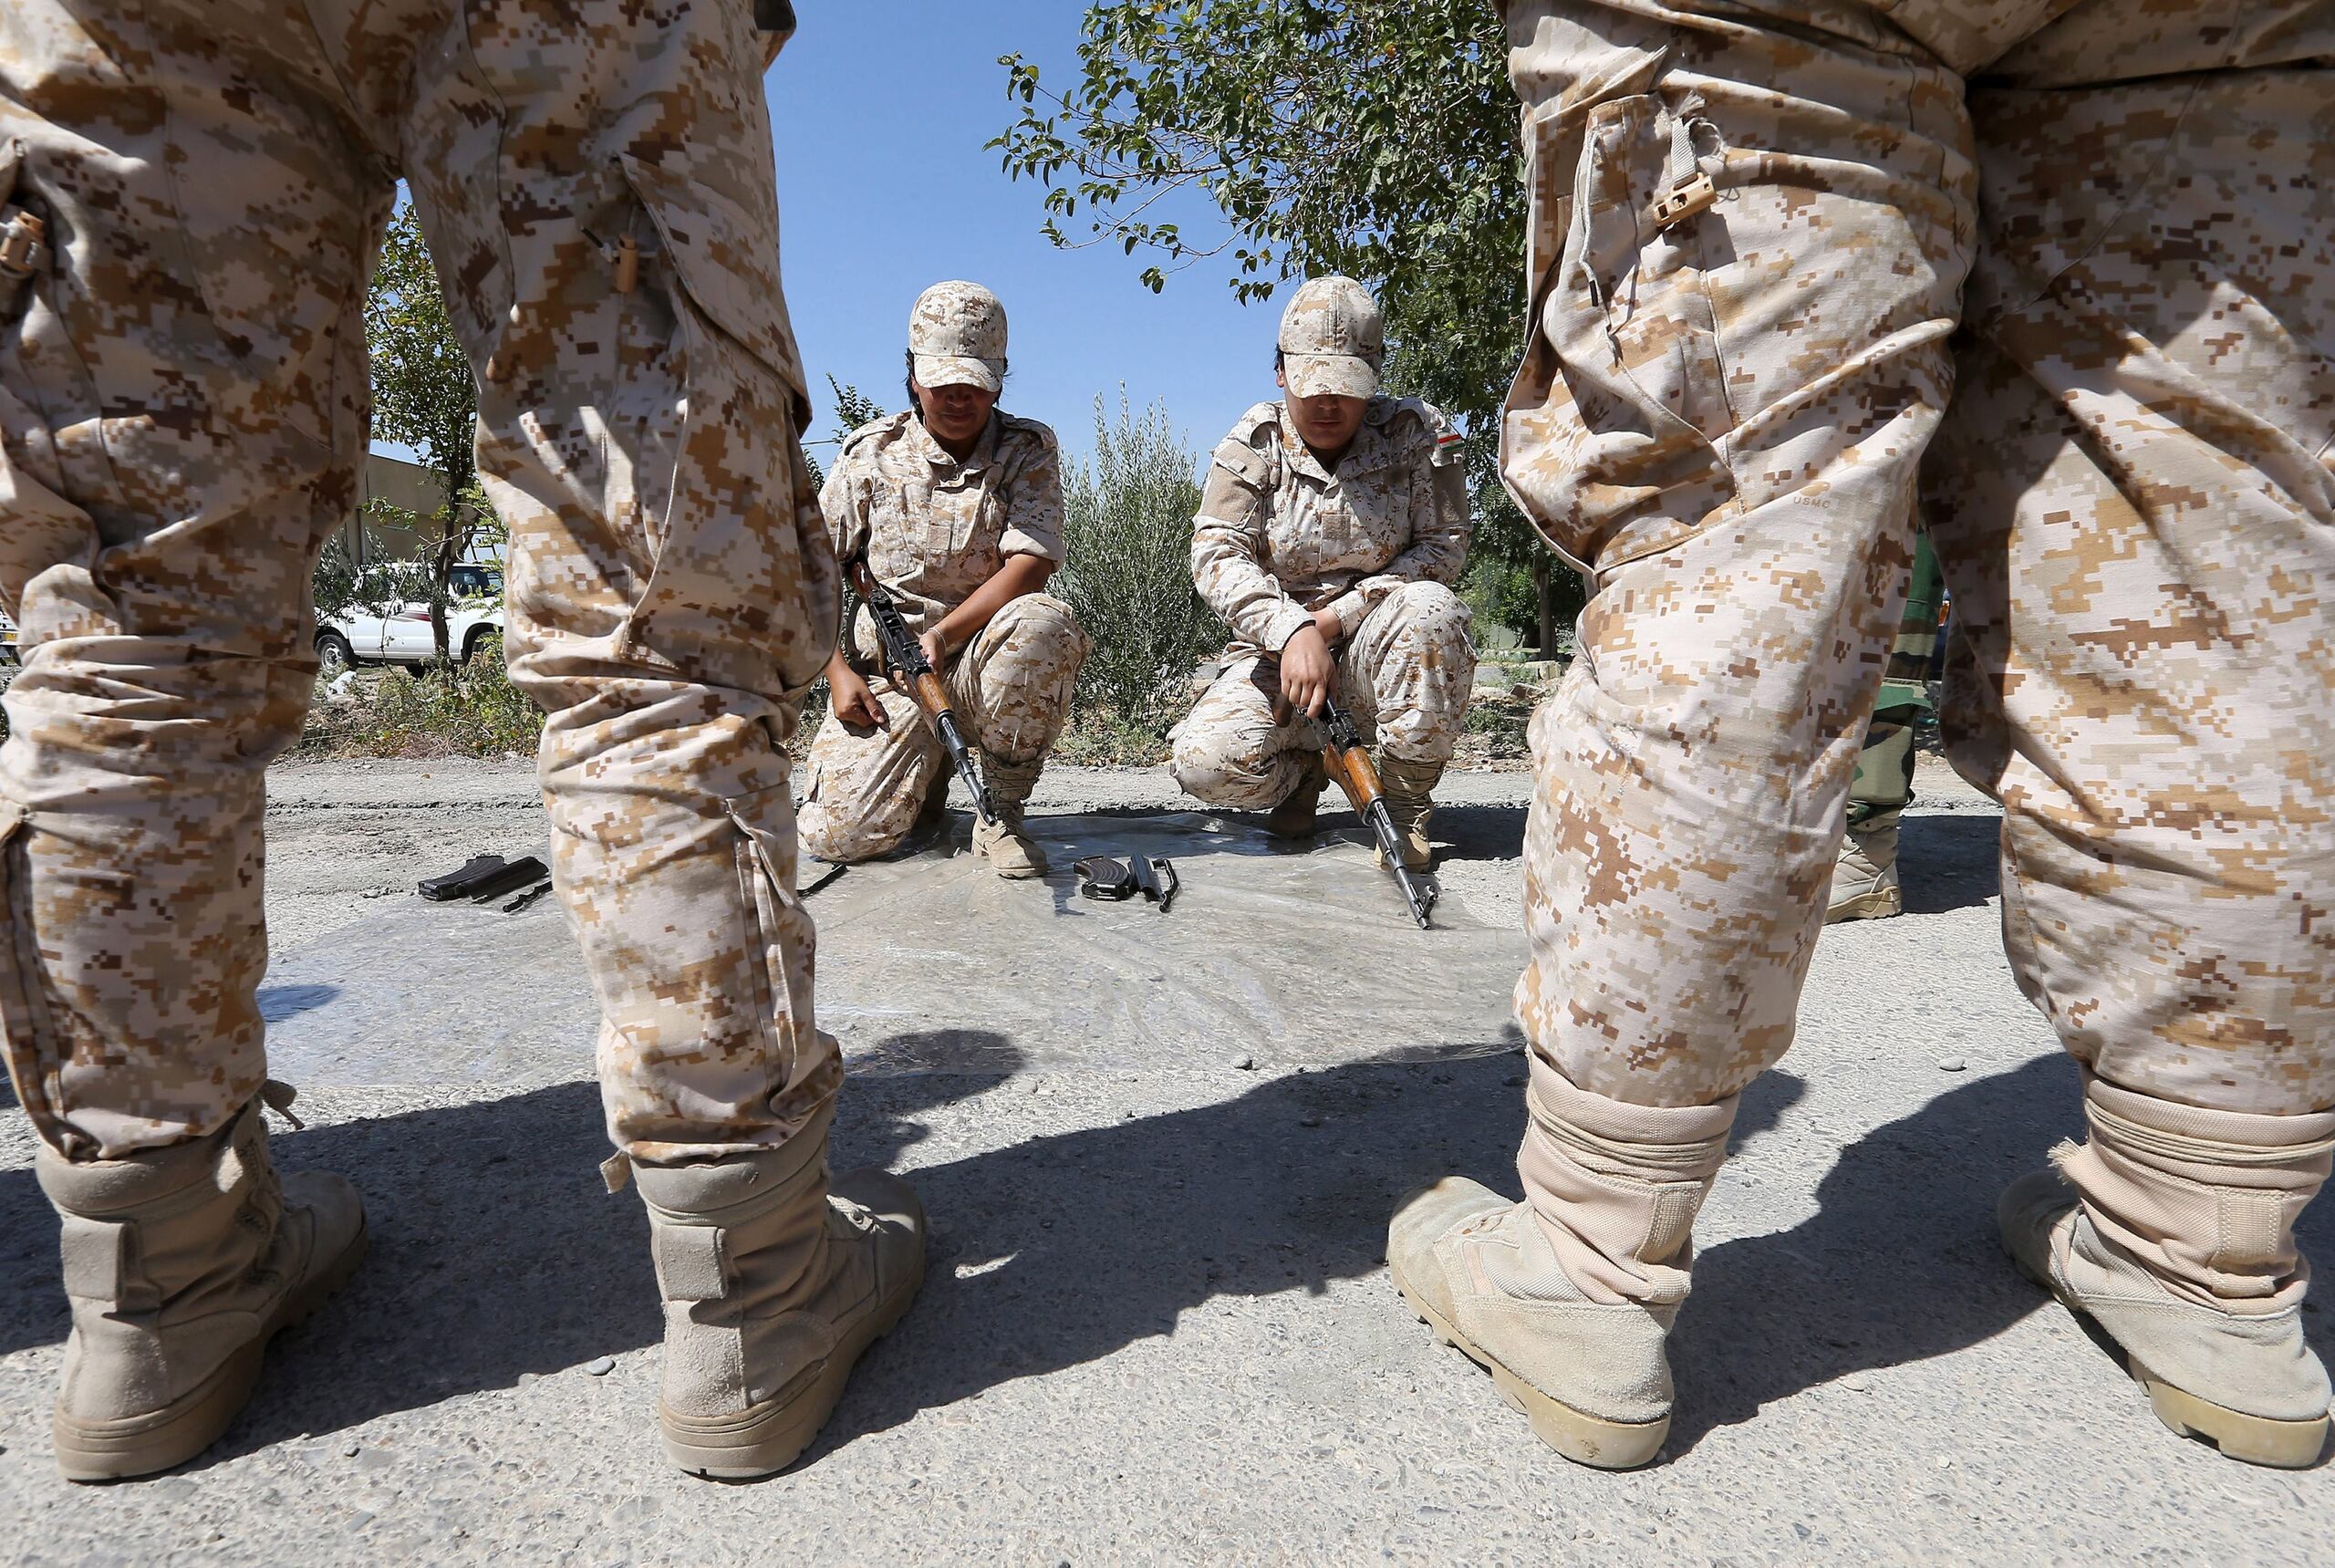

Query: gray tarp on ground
[[263, 812, 1529, 1090]]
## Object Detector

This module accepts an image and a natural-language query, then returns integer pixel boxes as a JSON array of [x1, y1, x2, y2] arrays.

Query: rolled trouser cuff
[[1517, 1055, 1738, 1308], [981, 753, 1044, 811], [2060, 1074, 2335, 1315]]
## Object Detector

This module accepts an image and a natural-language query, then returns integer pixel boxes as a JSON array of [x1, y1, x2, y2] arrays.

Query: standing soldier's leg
[[1830, 532, 1942, 922], [1390, 0, 1976, 1468], [797, 687, 951, 863], [1338, 580, 1475, 869], [0, 3, 379, 1480], [951, 591, 1090, 877], [1928, 16, 2335, 1466], [1169, 657, 1317, 823], [322, 0, 921, 1478]]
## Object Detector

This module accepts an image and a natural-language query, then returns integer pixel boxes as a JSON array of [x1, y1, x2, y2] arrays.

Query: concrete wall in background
[[346, 453, 447, 566]]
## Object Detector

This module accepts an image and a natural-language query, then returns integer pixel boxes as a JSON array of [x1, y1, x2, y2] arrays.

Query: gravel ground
[[3, 756, 2326, 1564]]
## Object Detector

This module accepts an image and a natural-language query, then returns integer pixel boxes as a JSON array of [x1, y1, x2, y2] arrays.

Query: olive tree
[[995, 0, 1583, 650]]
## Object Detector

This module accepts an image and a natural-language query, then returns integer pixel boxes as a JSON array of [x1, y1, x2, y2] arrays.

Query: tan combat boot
[[972, 753, 1047, 878], [630, 1106, 926, 1479], [1825, 811, 1902, 923], [35, 1093, 367, 1482], [1388, 1063, 1736, 1469], [1376, 753, 1443, 872], [1999, 1076, 2333, 1469], [1266, 753, 1329, 840]]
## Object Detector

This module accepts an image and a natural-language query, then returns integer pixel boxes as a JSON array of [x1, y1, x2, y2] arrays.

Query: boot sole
[[974, 839, 1044, 879], [54, 1214, 369, 1483], [2005, 1247, 2330, 1469], [660, 1253, 927, 1480], [1393, 1275, 1668, 1471], [1825, 888, 1902, 923]]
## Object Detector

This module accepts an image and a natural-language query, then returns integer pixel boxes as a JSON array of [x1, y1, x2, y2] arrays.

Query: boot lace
[[829, 1194, 882, 1236]]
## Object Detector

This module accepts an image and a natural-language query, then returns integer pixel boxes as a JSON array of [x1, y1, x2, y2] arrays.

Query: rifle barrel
[[851, 556, 995, 826], [1319, 702, 1436, 929]]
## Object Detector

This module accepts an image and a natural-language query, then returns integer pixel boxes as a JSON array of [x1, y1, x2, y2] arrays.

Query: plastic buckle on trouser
[[1651, 171, 1715, 231], [0, 205, 47, 314]]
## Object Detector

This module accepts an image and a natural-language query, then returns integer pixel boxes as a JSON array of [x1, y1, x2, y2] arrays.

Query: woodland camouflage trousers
[[0, 0, 839, 1163], [1502, 0, 2335, 1118]]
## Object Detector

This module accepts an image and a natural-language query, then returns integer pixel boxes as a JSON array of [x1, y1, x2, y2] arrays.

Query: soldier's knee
[[1014, 590, 1076, 626], [796, 797, 899, 866], [1170, 727, 1277, 808], [989, 591, 1093, 670], [1003, 590, 1082, 638], [1387, 579, 1469, 634], [1384, 582, 1477, 677]]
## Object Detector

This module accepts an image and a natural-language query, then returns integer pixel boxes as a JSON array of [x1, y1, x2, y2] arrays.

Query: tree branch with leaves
[[366, 201, 493, 663], [995, 1, 1583, 652]]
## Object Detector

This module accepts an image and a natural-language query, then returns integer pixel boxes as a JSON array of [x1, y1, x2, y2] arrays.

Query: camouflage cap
[[1279, 275, 1383, 400], [909, 281, 1008, 394]]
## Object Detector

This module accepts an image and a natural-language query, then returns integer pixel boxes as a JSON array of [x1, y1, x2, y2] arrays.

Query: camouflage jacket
[[821, 409, 1066, 660], [1192, 397, 1471, 659]]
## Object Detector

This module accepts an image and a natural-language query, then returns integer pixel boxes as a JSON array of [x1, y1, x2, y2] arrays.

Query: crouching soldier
[[1170, 276, 1475, 867], [800, 282, 1091, 877]]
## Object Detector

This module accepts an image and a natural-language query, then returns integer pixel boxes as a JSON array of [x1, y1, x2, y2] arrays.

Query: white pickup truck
[[6, 595, 503, 670], [317, 563, 504, 669]]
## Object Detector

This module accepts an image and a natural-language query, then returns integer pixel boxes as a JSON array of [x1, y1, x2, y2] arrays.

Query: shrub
[[1054, 394, 1225, 732], [299, 639, 542, 759]]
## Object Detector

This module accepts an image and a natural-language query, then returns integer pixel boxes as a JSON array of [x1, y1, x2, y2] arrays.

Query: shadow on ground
[[1431, 800, 1528, 867], [2, 1039, 2324, 1474], [1898, 812, 2001, 917]]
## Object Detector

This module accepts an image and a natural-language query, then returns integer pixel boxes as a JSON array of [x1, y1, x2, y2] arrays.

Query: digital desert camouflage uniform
[[1391, 0, 2335, 1471], [798, 406, 1090, 863], [0, 0, 929, 1487], [1171, 395, 1477, 810], [0, 0, 833, 1168]]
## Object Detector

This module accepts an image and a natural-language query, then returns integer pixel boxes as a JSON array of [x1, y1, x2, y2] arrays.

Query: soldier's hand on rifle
[[918, 627, 950, 673], [1278, 608, 1342, 721], [826, 656, 889, 735]]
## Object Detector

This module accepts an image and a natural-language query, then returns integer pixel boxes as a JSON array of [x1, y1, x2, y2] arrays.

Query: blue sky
[[769, 6, 1269, 468], [370, 10, 1271, 476]]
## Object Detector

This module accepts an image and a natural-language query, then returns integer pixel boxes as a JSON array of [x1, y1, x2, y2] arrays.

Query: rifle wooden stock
[[906, 669, 953, 724], [1316, 696, 1437, 929], [846, 552, 994, 824], [845, 556, 878, 602], [1321, 740, 1383, 816]]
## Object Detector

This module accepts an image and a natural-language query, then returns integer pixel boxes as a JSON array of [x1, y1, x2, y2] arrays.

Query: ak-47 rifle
[[1316, 696, 1437, 929], [846, 555, 993, 825]]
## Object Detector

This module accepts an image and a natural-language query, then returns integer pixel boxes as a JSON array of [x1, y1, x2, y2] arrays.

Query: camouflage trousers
[[1849, 531, 1944, 825], [0, 0, 839, 1163], [1503, 0, 2335, 1118], [1171, 580, 1475, 811], [797, 593, 1089, 863]]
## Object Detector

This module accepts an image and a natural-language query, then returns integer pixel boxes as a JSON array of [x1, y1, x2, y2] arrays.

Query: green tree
[[1055, 393, 1223, 732], [995, 0, 1584, 651], [804, 376, 891, 490], [365, 201, 490, 662]]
